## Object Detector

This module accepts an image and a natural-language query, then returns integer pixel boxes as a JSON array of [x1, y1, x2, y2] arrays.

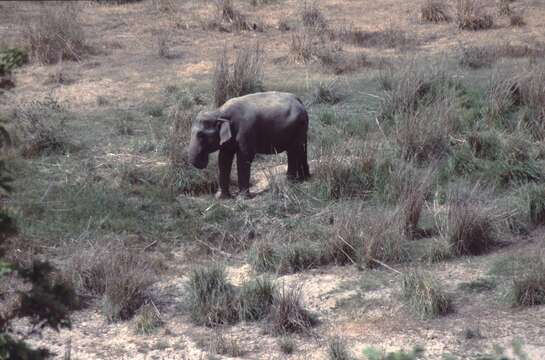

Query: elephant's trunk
[[188, 140, 209, 169]]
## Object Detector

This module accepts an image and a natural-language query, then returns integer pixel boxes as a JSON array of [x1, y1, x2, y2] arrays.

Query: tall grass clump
[[329, 205, 408, 269], [213, 0, 252, 31], [455, 0, 494, 31], [327, 337, 354, 360], [299, 1, 328, 32], [438, 187, 498, 256], [270, 286, 316, 334], [401, 270, 452, 319], [511, 255, 545, 307], [239, 276, 276, 321], [513, 63, 545, 139], [23, 2, 88, 64], [14, 95, 77, 157], [528, 185, 545, 226], [67, 240, 157, 321], [420, 0, 450, 23], [186, 264, 239, 326], [213, 42, 264, 107]]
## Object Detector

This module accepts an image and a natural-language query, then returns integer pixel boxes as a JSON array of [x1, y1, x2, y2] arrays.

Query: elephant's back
[[220, 91, 306, 118]]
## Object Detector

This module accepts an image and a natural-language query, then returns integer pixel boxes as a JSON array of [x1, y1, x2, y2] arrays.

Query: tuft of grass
[[209, 332, 245, 357], [425, 239, 454, 263], [269, 286, 316, 334], [277, 241, 321, 274], [312, 79, 342, 104], [186, 264, 239, 326], [247, 239, 279, 273], [14, 95, 78, 158], [497, 0, 512, 16], [67, 240, 157, 321], [509, 12, 525, 27], [528, 185, 545, 226], [239, 276, 276, 321], [23, 3, 88, 64], [316, 45, 371, 74], [401, 270, 452, 319], [438, 188, 497, 256], [213, 0, 252, 32], [420, 0, 450, 23], [299, 1, 328, 32], [213, 42, 264, 107], [289, 30, 317, 63], [511, 255, 545, 307], [455, 0, 494, 31], [332, 205, 408, 269], [278, 336, 296, 354], [134, 303, 163, 335], [328, 337, 354, 360]]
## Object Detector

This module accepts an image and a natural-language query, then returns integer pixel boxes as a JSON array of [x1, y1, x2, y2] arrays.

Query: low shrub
[[0, 48, 28, 76], [401, 270, 452, 319]]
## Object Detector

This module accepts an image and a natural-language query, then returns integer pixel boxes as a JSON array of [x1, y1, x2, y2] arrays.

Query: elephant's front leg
[[236, 151, 253, 198], [216, 150, 235, 199]]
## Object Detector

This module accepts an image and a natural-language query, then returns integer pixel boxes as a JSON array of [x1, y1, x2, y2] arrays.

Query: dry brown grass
[[438, 187, 498, 256], [509, 12, 525, 26], [14, 95, 78, 158], [269, 285, 316, 334], [213, 42, 264, 107], [67, 239, 158, 321], [23, 2, 88, 64], [455, 0, 494, 31], [420, 0, 451, 23]]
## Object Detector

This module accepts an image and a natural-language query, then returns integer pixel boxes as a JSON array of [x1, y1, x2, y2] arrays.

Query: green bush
[[0, 48, 28, 75]]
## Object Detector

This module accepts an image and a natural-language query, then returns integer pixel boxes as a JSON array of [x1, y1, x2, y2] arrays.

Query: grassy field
[[1, 0, 545, 359]]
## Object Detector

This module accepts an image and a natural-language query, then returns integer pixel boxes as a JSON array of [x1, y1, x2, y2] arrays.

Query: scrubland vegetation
[[1, 0, 544, 359]]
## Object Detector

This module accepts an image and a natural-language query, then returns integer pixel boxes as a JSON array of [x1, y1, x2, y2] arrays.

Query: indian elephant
[[188, 91, 310, 199]]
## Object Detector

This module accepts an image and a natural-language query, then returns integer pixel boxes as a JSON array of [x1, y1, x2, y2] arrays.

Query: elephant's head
[[188, 110, 232, 169]]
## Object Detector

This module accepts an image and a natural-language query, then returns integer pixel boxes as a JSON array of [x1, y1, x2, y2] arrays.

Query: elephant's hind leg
[[295, 140, 310, 181], [286, 149, 297, 180]]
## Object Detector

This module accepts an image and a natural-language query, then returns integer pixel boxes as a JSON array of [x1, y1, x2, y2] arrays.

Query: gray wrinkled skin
[[188, 91, 310, 199]]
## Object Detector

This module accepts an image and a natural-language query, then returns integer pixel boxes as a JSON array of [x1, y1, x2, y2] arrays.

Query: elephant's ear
[[218, 120, 232, 145]]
